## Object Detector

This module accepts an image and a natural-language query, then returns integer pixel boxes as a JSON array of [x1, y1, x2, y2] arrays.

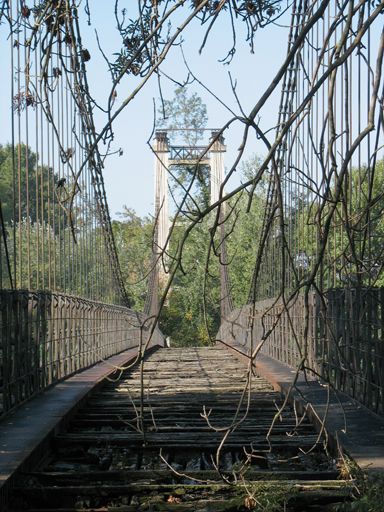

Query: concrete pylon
[[209, 131, 226, 205], [150, 129, 233, 321], [144, 131, 169, 318], [209, 132, 232, 319], [153, 131, 170, 255]]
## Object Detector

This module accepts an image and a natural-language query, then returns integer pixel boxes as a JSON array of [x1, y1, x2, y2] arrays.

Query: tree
[[0, 143, 44, 224], [293, 158, 384, 290], [155, 87, 222, 344], [157, 86, 208, 147], [157, 153, 270, 345], [159, 212, 221, 346], [0, 143, 116, 295], [157, 86, 211, 210], [226, 154, 269, 306], [112, 206, 153, 310]]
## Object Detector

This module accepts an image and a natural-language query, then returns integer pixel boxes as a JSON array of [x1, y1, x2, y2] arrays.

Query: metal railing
[[0, 290, 164, 418], [218, 288, 384, 418], [169, 146, 209, 161]]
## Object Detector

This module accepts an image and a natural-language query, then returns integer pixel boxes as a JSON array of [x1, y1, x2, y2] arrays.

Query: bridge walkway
[[0, 347, 143, 506], [223, 343, 384, 474], [2, 346, 354, 511]]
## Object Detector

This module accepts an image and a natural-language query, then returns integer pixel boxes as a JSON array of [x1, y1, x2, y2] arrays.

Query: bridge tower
[[145, 130, 233, 321], [143, 131, 169, 318], [153, 131, 170, 255], [209, 130, 226, 205], [209, 131, 234, 319]]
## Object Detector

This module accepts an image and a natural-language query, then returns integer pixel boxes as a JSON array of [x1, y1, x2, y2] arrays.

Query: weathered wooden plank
[[8, 346, 340, 512]]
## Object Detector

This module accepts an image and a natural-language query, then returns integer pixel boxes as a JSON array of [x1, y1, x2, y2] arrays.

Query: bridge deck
[[1, 345, 383, 510], [5, 346, 345, 511], [223, 343, 384, 473], [0, 347, 144, 506]]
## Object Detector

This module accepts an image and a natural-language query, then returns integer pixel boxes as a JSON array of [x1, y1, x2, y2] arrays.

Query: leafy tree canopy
[[157, 86, 210, 210], [159, 212, 221, 347], [112, 206, 153, 310], [157, 86, 208, 147], [0, 143, 42, 224]]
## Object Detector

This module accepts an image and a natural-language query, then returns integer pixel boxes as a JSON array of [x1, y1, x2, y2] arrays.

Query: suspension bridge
[[1, 0, 384, 510]]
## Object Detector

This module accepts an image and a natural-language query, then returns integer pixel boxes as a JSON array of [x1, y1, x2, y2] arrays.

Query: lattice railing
[[0, 290, 164, 418], [169, 146, 209, 161], [218, 287, 384, 418]]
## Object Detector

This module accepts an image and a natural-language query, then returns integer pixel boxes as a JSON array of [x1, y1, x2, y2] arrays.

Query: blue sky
[[0, 2, 290, 219]]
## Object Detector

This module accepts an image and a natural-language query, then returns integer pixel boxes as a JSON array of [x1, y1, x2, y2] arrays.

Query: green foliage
[[293, 158, 384, 289], [112, 206, 153, 310], [157, 86, 208, 147], [238, 481, 299, 511], [0, 218, 55, 289], [157, 86, 210, 208], [0, 217, 116, 301], [159, 213, 221, 347], [347, 159, 384, 286], [173, 161, 211, 211], [0, 144, 118, 300], [112, 9, 153, 79], [226, 154, 268, 306], [111, 153, 267, 345], [0, 143, 53, 289], [0, 142, 68, 233], [336, 459, 384, 512], [0, 143, 49, 224], [159, 152, 266, 345], [155, 87, 219, 344]]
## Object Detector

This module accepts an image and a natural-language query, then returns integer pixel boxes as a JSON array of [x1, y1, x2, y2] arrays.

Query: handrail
[[217, 287, 384, 418], [0, 290, 164, 418]]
